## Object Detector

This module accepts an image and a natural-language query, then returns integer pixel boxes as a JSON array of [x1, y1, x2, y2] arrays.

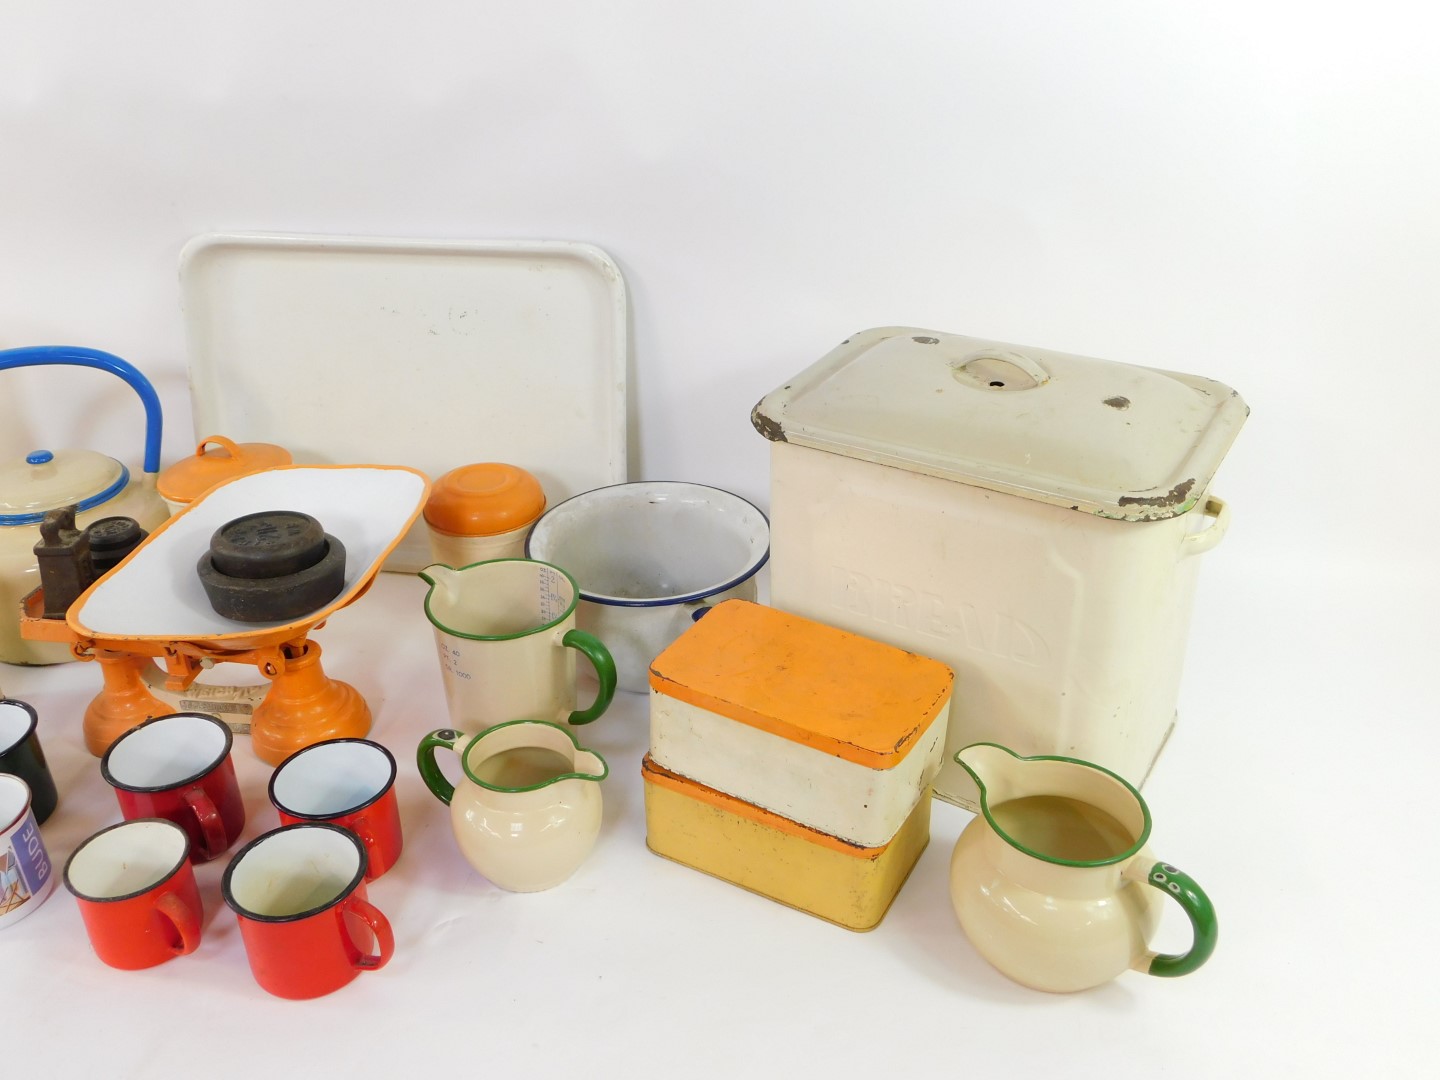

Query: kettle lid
[[0, 448, 127, 525]]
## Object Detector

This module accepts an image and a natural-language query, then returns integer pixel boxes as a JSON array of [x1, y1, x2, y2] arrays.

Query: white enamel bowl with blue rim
[[526, 482, 769, 693]]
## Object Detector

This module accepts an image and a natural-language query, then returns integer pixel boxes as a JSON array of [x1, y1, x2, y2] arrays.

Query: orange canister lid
[[424, 463, 546, 537], [157, 436, 293, 505], [649, 599, 955, 770]]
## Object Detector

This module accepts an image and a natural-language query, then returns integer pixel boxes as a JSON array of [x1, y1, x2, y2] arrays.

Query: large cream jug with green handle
[[949, 743, 1217, 993]]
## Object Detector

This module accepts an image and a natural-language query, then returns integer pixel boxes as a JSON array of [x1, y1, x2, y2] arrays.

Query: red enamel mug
[[268, 738, 402, 880], [222, 823, 393, 1000], [63, 819, 202, 970], [101, 712, 245, 863]]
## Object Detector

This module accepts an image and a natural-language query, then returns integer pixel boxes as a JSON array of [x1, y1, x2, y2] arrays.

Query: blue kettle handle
[[0, 346, 163, 474]]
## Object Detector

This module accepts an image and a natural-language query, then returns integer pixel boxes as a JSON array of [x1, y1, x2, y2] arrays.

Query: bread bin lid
[[752, 327, 1248, 522], [0, 449, 128, 526], [648, 599, 953, 770], [424, 463, 546, 537], [157, 436, 292, 504]]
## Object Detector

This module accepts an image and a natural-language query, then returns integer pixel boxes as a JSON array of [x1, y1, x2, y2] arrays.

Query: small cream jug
[[420, 560, 616, 731], [417, 720, 607, 892], [949, 743, 1217, 993]]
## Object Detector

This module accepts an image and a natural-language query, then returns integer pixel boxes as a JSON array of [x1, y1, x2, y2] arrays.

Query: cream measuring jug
[[419, 560, 616, 731]]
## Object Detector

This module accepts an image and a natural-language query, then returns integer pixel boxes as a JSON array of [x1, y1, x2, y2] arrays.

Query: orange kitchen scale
[[20, 465, 429, 764]]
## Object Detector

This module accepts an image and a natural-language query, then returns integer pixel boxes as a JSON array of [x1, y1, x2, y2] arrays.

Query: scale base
[[82, 653, 172, 756], [250, 639, 371, 765], [72, 638, 369, 764]]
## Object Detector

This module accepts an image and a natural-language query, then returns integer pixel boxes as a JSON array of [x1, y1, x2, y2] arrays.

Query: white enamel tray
[[179, 233, 628, 572]]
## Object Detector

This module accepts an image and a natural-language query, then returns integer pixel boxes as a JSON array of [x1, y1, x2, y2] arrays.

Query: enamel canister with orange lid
[[156, 436, 291, 515], [424, 463, 545, 567]]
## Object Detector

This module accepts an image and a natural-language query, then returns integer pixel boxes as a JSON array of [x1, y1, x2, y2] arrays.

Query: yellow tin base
[[642, 756, 930, 931]]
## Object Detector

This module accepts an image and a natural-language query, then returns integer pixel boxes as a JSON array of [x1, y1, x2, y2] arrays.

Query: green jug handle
[[416, 728, 467, 805], [562, 629, 616, 725], [1134, 860, 1218, 978]]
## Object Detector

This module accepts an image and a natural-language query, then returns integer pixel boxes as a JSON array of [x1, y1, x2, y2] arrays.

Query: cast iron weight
[[197, 510, 346, 622]]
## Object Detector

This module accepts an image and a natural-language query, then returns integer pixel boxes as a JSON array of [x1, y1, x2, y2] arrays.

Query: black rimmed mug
[[0, 700, 57, 825], [64, 818, 203, 969], [101, 712, 246, 862], [269, 738, 402, 880], [222, 823, 393, 999]]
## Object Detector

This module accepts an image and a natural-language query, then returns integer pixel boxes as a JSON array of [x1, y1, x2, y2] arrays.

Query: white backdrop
[[1, 2, 1435, 1076]]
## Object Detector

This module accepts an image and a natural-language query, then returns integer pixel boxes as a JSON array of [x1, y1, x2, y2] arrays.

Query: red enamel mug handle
[[155, 890, 202, 956], [348, 815, 383, 879], [182, 786, 229, 860], [181, 789, 228, 864], [344, 895, 394, 972], [350, 815, 376, 852]]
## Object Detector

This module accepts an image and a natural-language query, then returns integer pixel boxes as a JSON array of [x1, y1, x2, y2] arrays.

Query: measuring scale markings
[[537, 566, 566, 624], [443, 644, 473, 680]]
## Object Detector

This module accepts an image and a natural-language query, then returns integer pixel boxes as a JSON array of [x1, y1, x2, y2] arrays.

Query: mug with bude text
[[0, 773, 55, 929]]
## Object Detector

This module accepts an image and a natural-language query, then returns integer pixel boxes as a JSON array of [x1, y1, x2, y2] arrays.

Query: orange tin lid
[[157, 436, 292, 505], [424, 463, 546, 537], [648, 599, 954, 770]]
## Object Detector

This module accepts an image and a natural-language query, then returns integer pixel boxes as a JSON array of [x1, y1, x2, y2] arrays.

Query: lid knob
[[950, 350, 1050, 392], [26, 450, 54, 465]]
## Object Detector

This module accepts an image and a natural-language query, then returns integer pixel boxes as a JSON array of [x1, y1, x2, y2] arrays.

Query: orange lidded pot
[[157, 436, 291, 515], [423, 463, 545, 568]]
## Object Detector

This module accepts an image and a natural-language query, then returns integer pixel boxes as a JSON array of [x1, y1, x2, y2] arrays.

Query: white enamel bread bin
[[752, 328, 1248, 810]]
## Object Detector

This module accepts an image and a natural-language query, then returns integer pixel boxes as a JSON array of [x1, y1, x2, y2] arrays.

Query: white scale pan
[[70, 466, 428, 646]]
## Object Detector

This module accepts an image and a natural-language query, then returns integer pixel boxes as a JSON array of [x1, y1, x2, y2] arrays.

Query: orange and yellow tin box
[[643, 599, 954, 930]]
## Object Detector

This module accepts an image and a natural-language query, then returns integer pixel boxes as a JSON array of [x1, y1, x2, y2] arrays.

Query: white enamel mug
[[420, 559, 617, 731], [0, 774, 55, 928], [525, 482, 770, 692]]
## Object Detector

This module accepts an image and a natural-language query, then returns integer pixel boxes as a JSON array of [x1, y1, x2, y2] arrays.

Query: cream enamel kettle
[[0, 347, 169, 665]]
